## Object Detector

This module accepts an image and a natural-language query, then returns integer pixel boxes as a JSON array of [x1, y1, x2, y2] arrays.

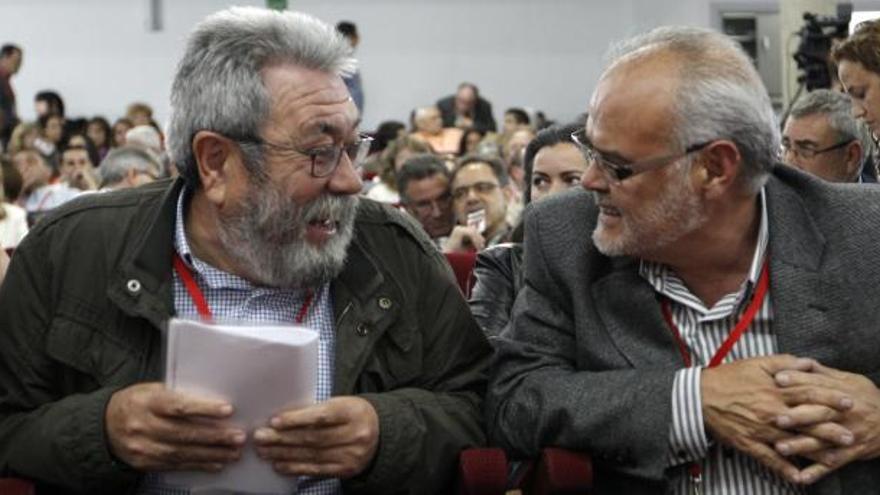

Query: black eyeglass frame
[[570, 128, 714, 182], [237, 133, 374, 178]]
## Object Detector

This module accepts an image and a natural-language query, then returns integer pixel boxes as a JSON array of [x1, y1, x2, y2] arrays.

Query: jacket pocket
[[46, 317, 143, 386]]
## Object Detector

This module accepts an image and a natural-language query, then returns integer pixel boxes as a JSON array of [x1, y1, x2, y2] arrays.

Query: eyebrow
[[793, 138, 820, 148]]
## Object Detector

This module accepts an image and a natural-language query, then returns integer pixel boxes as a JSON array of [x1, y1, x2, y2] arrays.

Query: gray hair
[[167, 6, 355, 187], [789, 89, 873, 160], [98, 146, 162, 188], [607, 26, 779, 192]]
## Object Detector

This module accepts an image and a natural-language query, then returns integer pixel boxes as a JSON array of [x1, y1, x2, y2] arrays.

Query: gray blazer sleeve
[[485, 194, 678, 483]]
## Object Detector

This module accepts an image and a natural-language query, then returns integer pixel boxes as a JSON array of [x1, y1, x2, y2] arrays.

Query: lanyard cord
[[172, 253, 313, 324]]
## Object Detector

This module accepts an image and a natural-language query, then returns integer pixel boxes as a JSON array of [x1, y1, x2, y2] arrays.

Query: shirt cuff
[[667, 366, 710, 466]]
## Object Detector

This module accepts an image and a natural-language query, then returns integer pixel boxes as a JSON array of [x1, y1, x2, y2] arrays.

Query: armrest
[[457, 447, 509, 495], [0, 478, 36, 495], [530, 448, 593, 495]]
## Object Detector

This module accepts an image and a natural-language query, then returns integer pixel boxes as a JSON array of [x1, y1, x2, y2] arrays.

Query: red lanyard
[[660, 258, 770, 368], [660, 258, 770, 488], [172, 253, 313, 324]]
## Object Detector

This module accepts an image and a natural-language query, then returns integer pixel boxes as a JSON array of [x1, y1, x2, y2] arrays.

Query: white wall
[[1, 0, 735, 133]]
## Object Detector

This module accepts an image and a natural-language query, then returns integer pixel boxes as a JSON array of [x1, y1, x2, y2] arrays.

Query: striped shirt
[[641, 190, 804, 495], [138, 188, 340, 495]]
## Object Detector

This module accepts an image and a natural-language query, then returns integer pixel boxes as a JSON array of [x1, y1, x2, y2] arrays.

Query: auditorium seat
[[0, 478, 35, 495], [444, 250, 477, 297]]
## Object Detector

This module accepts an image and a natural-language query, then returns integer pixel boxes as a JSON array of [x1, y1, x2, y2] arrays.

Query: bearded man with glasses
[[488, 26, 880, 495], [0, 8, 490, 494]]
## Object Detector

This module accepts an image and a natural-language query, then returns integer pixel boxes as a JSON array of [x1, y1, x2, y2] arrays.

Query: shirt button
[[126, 279, 142, 294], [378, 297, 393, 310], [356, 323, 370, 337]]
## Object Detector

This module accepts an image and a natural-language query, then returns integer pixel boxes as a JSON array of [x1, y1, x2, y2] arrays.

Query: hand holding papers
[[163, 318, 319, 494]]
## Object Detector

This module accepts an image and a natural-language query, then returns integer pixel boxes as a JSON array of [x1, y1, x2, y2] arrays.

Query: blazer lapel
[[764, 176, 843, 366], [590, 257, 684, 369]]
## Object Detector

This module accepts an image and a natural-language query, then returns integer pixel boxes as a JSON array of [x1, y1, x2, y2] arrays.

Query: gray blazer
[[487, 165, 880, 494]]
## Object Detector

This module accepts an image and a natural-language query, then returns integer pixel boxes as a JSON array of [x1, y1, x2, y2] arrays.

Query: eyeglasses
[[408, 192, 453, 215], [779, 139, 854, 160], [239, 133, 374, 178], [451, 181, 499, 200], [570, 128, 713, 183]]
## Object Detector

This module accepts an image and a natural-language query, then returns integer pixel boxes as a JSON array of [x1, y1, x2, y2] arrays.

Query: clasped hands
[[105, 383, 379, 478], [702, 355, 880, 485]]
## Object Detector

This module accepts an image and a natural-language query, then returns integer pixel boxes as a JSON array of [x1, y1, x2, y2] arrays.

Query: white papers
[[163, 318, 319, 494]]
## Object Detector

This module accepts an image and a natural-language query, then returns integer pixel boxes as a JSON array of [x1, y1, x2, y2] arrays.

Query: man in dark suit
[[436, 82, 497, 132], [487, 26, 880, 494]]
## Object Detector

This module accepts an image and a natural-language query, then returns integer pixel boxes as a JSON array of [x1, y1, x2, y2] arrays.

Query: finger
[[154, 441, 243, 465], [152, 417, 247, 447], [776, 436, 830, 457], [253, 424, 350, 448], [761, 355, 818, 375], [780, 385, 854, 410], [270, 402, 349, 430], [151, 390, 233, 418], [795, 462, 834, 485], [775, 370, 837, 390], [742, 440, 802, 484], [776, 404, 843, 429], [256, 445, 325, 463]]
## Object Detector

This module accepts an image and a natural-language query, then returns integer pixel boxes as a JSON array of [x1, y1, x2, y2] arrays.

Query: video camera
[[793, 3, 852, 90]]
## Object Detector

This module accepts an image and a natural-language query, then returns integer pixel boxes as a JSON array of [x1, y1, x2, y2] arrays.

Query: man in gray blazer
[[487, 26, 880, 495]]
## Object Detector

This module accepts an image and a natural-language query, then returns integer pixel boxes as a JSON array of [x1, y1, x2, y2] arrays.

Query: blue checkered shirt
[[138, 188, 340, 495]]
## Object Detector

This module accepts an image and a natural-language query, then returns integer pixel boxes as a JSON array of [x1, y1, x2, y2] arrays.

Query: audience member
[[410, 105, 464, 156], [98, 145, 161, 190], [364, 135, 431, 204], [111, 117, 133, 148], [336, 21, 364, 115], [126, 101, 154, 126], [6, 121, 39, 156], [448, 154, 511, 251], [34, 90, 64, 120], [488, 26, 880, 493], [11, 149, 79, 225], [58, 144, 99, 191], [87, 116, 112, 160], [782, 89, 872, 183], [469, 122, 586, 337], [458, 128, 486, 156], [126, 124, 164, 153], [502, 107, 530, 136], [0, 162, 27, 249], [0, 8, 490, 494], [437, 82, 497, 132], [396, 153, 455, 246], [0, 44, 23, 147]]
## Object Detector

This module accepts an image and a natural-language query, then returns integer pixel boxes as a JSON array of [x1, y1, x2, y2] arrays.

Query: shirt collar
[[640, 187, 769, 316], [173, 187, 254, 291]]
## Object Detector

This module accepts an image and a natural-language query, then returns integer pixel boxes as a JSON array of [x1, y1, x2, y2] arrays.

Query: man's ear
[[191, 131, 239, 205], [844, 140, 863, 181], [695, 140, 742, 199]]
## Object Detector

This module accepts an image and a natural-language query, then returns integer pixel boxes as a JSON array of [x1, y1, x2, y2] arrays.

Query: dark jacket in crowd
[[436, 94, 497, 133], [469, 242, 523, 337], [0, 178, 492, 494]]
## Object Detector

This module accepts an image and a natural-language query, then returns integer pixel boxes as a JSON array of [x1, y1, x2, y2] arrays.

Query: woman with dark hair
[[87, 116, 112, 161], [468, 122, 588, 337], [458, 127, 486, 156]]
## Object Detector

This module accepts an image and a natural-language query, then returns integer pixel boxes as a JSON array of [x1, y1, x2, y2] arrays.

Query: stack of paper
[[163, 318, 319, 494]]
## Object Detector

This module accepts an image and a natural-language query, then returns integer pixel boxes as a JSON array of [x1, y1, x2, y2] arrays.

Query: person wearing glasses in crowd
[[469, 122, 587, 337], [396, 153, 456, 248], [97, 145, 163, 190], [488, 26, 880, 494], [0, 8, 490, 494], [446, 154, 513, 252], [781, 89, 875, 183]]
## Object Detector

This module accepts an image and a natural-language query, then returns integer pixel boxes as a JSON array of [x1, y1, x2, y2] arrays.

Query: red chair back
[[444, 251, 477, 297]]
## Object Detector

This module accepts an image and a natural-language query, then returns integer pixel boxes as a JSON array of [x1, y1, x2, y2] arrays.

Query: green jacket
[[0, 179, 491, 494]]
